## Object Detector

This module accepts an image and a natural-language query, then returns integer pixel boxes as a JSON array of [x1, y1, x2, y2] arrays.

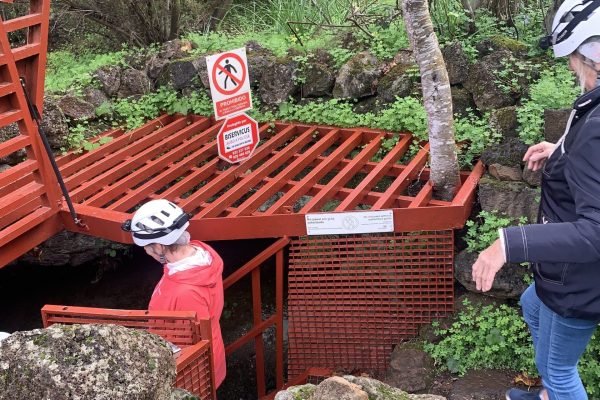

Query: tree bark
[[402, 0, 460, 201]]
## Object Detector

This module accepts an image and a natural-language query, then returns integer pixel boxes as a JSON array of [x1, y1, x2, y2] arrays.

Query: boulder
[[302, 62, 336, 98], [489, 106, 518, 139], [393, 50, 415, 66], [95, 65, 122, 97], [480, 138, 528, 168], [83, 87, 110, 108], [522, 166, 542, 187], [246, 48, 276, 89], [0, 324, 176, 400], [259, 59, 299, 106], [475, 35, 528, 58], [488, 164, 522, 181], [41, 96, 70, 149], [118, 68, 153, 97], [344, 375, 413, 399], [333, 52, 382, 99], [312, 377, 368, 400], [386, 344, 435, 392], [544, 108, 571, 143], [377, 63, 415, 103], [0, 123, 24, 165], [170, 389, 199, 400], [146, 54, 170, 81], [158, 39, 191, 60], [158, 59, 198, 91], [442, 42, 469, 85], [192, 57, 211, 89], [58, 95, 96, 120], [450, 87, 474, 116], [455, 248, 529, 299], [20, 231, 128, 267], [464, 50, 515, 111], [478, 175, 539, 223], [353, 96, 386, 114], [274, 384, 317, 400]]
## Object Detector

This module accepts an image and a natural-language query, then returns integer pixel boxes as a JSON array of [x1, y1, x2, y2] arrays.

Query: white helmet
[[541, 0, 600, 57], [122, 199, 190, 246]]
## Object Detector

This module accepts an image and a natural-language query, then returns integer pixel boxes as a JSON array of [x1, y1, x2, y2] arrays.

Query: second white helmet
[[124, 199, 190, 246], [543, 0, 600, 57]]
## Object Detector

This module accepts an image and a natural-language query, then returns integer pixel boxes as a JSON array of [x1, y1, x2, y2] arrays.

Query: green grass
[[45, 50, 127, 93]]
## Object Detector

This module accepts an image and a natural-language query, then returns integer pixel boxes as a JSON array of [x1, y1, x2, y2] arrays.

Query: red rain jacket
[[148, 241, 226, 388]]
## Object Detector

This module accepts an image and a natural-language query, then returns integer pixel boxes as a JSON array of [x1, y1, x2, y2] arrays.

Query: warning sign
[[217, 113, 259, 163], [206, 48, 253, 120]]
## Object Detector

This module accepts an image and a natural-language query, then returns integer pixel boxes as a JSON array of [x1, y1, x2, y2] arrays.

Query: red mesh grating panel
[[176, 341, 214, 400], [41, 306, 200, 347], [287, 231, 454, 378]]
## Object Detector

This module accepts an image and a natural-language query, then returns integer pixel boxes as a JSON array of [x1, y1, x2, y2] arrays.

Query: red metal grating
[[287, 231, 454, 378], [176, 341, 214, 400], [41, 115, 482, 245], [41, 305, 216, 400]]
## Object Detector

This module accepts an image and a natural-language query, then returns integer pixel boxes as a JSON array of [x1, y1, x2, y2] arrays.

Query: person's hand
[[471, 239, 505, 292], [523, 141, 556, 171]]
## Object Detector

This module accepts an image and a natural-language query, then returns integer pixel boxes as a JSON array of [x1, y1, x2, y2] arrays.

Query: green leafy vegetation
[[465, 211, 528, 254], [425, 298, 600, 395], [517, 63, 579, 144], [46, 50, 127, 93], [424, 298, 537, 376]]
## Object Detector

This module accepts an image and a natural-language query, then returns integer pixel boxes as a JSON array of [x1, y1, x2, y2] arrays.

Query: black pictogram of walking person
[[218, 59, 238, 90]]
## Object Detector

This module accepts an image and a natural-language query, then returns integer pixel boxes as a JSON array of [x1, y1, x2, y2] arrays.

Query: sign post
[[216, 113, 259, 164], [206, 48, 253, 120]]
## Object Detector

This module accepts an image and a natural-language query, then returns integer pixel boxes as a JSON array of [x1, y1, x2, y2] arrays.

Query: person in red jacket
[[122, 199, 226, 388]]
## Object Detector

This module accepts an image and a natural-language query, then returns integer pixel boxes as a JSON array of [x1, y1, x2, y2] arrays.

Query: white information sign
[[305, 210, 394, 236]]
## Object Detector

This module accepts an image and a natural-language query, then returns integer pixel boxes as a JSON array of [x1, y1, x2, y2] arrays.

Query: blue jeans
[[520, 284, 598, 400]]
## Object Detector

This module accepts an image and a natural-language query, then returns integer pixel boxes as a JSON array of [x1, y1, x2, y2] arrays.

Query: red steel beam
[[0, 161, 37, 197], [195, 126, 322, 218], [373, 143, 430, 210], [0, 181, 45, 227], [0, 213, 62, 268], [63, 116, 179, 190], [106, 126, 222, 212], [336, 133, 413, 211], [68, 118, 191, 201], [231, 130, 362, 217], [409, 181, 433, 208], [3, 12, 42, 32], [160, 159, 220, 204], [0, 206, 56, 247], [82, 117, 212, 207], [300, 131, 384, 213], [252, 267, 266, 397], [0, 135, 30, 159], [181, 124, 299, 212], [58, 121, 163, 177]]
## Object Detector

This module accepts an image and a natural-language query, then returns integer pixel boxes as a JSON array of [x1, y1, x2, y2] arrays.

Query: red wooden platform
[[1, 111, 483, 266]]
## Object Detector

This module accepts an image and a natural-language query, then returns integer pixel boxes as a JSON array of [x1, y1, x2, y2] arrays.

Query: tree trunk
[[402, 0, 460, 201]]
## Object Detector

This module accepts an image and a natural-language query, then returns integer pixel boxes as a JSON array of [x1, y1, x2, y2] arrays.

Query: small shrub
[[465, 210, 527, 254], [517, 63, 579, 145], [424, 298, 536, 376]]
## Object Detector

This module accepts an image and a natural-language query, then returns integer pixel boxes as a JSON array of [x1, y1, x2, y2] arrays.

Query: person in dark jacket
[[472, 1, 600, 399]]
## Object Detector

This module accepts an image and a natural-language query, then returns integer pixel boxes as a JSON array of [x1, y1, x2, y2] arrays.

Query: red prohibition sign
[[212, 52, 247, 96]]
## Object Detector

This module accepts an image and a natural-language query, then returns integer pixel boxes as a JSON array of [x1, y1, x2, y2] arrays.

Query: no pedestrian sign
[[206, 48, 253, 120], [217, 113, 259, 164]]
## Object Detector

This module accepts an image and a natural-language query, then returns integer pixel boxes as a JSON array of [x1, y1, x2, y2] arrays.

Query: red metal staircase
[[0, 0, 62, 267]]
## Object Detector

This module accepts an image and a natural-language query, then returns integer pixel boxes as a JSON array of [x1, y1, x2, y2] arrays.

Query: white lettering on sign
[[305, 210, 394, 235], [224, 123, 253, 151]]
